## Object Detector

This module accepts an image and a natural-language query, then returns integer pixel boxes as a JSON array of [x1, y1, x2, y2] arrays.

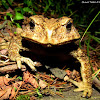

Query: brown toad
[[2, 15, 93, 98]]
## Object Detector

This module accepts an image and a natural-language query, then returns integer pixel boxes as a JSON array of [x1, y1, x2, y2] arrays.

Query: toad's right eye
[[66, 20, 72, 32], [29, 20, 35, 30]]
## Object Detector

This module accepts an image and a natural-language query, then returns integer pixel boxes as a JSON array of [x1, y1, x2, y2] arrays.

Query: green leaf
[[17, 76, 22, 80], [14, 32, 17, 34], [14, 87, 17, 92], [8, 0, 13, 6], [23, 7, 33, 14], [14, 7, 23, 13], [44, 5, 50, 12], [86, 37, 91, 57], [4, 16, 7, 20], [85, 40, 95, 50], [87, 33, 100, 44], [36, 88, 43, 98], [2, 0, 9, 9], [33, 5, 38, 11], [16, 95, 30, 100], [14, 12, 24, 20], [16, 23, 21, 28], [80, 11, 100, 42], [6, 13, 13, 18]]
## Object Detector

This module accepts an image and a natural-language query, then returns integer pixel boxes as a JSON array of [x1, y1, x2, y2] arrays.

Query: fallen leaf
[[23, 71, 38, 88], [0, 86, 12, 100], [0, 49, 8, 55], [10, 81, 23, 99], [64, 75, 69, 81], [0, 76, 13, 86], [65, 70, 72, 76], [39, 79, 47, 89]]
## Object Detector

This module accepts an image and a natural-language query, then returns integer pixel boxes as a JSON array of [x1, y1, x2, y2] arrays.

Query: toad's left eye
[[66, 20, 72, 32], [29, 20, 35, 30]]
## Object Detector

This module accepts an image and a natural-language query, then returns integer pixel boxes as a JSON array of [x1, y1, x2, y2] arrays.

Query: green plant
[[16, 94, 30, 100], [2, 0, 13, 9], [17, 76, 23, 81], [79, 11, 100, 57], [36, 88, 43, 98]]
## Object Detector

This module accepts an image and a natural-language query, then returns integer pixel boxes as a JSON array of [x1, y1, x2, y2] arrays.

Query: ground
[[39, 88, 100, 100]]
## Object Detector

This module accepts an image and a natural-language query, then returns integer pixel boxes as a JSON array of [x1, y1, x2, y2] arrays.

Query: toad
[[1, 15, 92, 98]]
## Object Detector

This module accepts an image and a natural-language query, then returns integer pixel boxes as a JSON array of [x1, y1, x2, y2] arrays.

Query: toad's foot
[[70, 48, 92, 98], [16, 56, 38, 71], [8, 35, 40, 71], [0, 42, 10, 50], [64, 76, 92, 98]]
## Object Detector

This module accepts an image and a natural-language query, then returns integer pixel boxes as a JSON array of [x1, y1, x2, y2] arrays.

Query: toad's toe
[[16, 56, 38, 71]]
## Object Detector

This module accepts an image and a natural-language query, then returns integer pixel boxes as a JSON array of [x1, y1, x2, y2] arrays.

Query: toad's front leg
[[8, 35, 37, 71], [66, 48, 92, 98]]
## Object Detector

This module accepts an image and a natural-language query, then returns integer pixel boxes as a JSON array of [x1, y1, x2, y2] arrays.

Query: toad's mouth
[[23, 37, 79, 48]]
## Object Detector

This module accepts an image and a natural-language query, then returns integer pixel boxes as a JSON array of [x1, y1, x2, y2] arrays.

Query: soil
[[37, 67, 100, 100], [39, 88, 100, 100]]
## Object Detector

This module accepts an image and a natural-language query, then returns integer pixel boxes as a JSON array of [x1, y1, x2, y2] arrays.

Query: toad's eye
[[29, 20, 35, 30], [66, 20, 72, 32]]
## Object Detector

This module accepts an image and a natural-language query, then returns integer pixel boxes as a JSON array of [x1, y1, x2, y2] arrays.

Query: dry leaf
[[0, 86, 12, 100], [0, 76, 22, 99], [9, 81, 23, 99], [0, 76, 13, 87], [23, 71, 38, 88], [64, 75, 69, 81], [0, 49, 8, 55], [39, 79, 47, 89], [65, 70, 72, 76]]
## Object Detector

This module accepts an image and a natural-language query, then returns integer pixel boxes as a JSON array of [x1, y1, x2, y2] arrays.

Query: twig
[[0, 64, 26, 74], [0, 62, 16, 66], [13, 81, 23, 100], [56, 92, 64, 98], [0, 20, 8, 29], [93, 77, 100, 90]]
